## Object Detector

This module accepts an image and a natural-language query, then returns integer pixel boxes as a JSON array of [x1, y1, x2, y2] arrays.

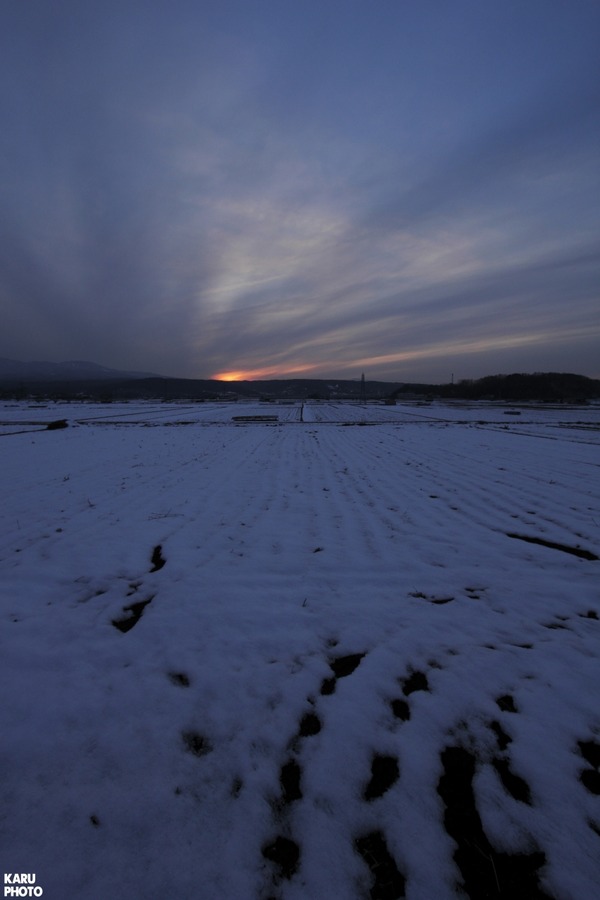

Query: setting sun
[[211, 364, 317, 381], [213, 371, 247, 382]]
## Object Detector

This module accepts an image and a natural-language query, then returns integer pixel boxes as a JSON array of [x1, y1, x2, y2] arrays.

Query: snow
[[0, 399, 598, 899]]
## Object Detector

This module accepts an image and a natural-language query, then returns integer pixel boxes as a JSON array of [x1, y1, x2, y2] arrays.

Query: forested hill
[[0, 365, 598, 402], [392, 372, 600, 402]]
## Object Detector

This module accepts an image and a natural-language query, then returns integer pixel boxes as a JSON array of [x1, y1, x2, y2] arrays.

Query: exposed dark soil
[[355, 831, 406, 899], [168, 671, 190, 687], [181, 731, 212, 757], [391, 699, 410, 721], [329, 653, 365, 678], [492, 758, 532, 804], [321, 652, 366, 695], [112, 597, 153, 633], [364, 755, 400, 801], [496, 694, 518, 713], [262, 836, 300, 880], [437, 746, 550, 899], [401, 670, 430, 696], [578, 739, 600, 768], [150, 544, 166, 571], [506, 533, 598, 561], [298, 712, 321, 737], [279, 759, 302, 805]]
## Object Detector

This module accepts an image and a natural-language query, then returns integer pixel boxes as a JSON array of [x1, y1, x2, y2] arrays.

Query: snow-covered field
[[1, 399, 598, 899]]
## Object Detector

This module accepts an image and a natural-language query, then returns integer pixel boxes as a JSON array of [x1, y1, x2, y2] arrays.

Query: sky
[[1, 0, 599, 383]]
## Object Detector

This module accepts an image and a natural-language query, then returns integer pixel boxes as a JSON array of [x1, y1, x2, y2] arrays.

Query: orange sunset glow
[[212, 364, 317, 382]]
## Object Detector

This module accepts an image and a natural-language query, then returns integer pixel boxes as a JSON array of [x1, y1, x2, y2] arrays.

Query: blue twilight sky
[[1, 1, 598, 382]]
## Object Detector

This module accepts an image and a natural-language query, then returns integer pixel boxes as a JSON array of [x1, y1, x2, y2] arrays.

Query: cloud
[[361, 82, 600, 234], [0, 2, 598, 380]]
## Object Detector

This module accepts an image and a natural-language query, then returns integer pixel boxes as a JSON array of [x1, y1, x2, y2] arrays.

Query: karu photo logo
[[4, 874, 43, 897]]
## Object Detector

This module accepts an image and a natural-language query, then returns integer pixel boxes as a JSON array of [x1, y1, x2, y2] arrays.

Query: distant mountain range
[[0, 359, 598, 403], [0, 358, 160, 381]]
